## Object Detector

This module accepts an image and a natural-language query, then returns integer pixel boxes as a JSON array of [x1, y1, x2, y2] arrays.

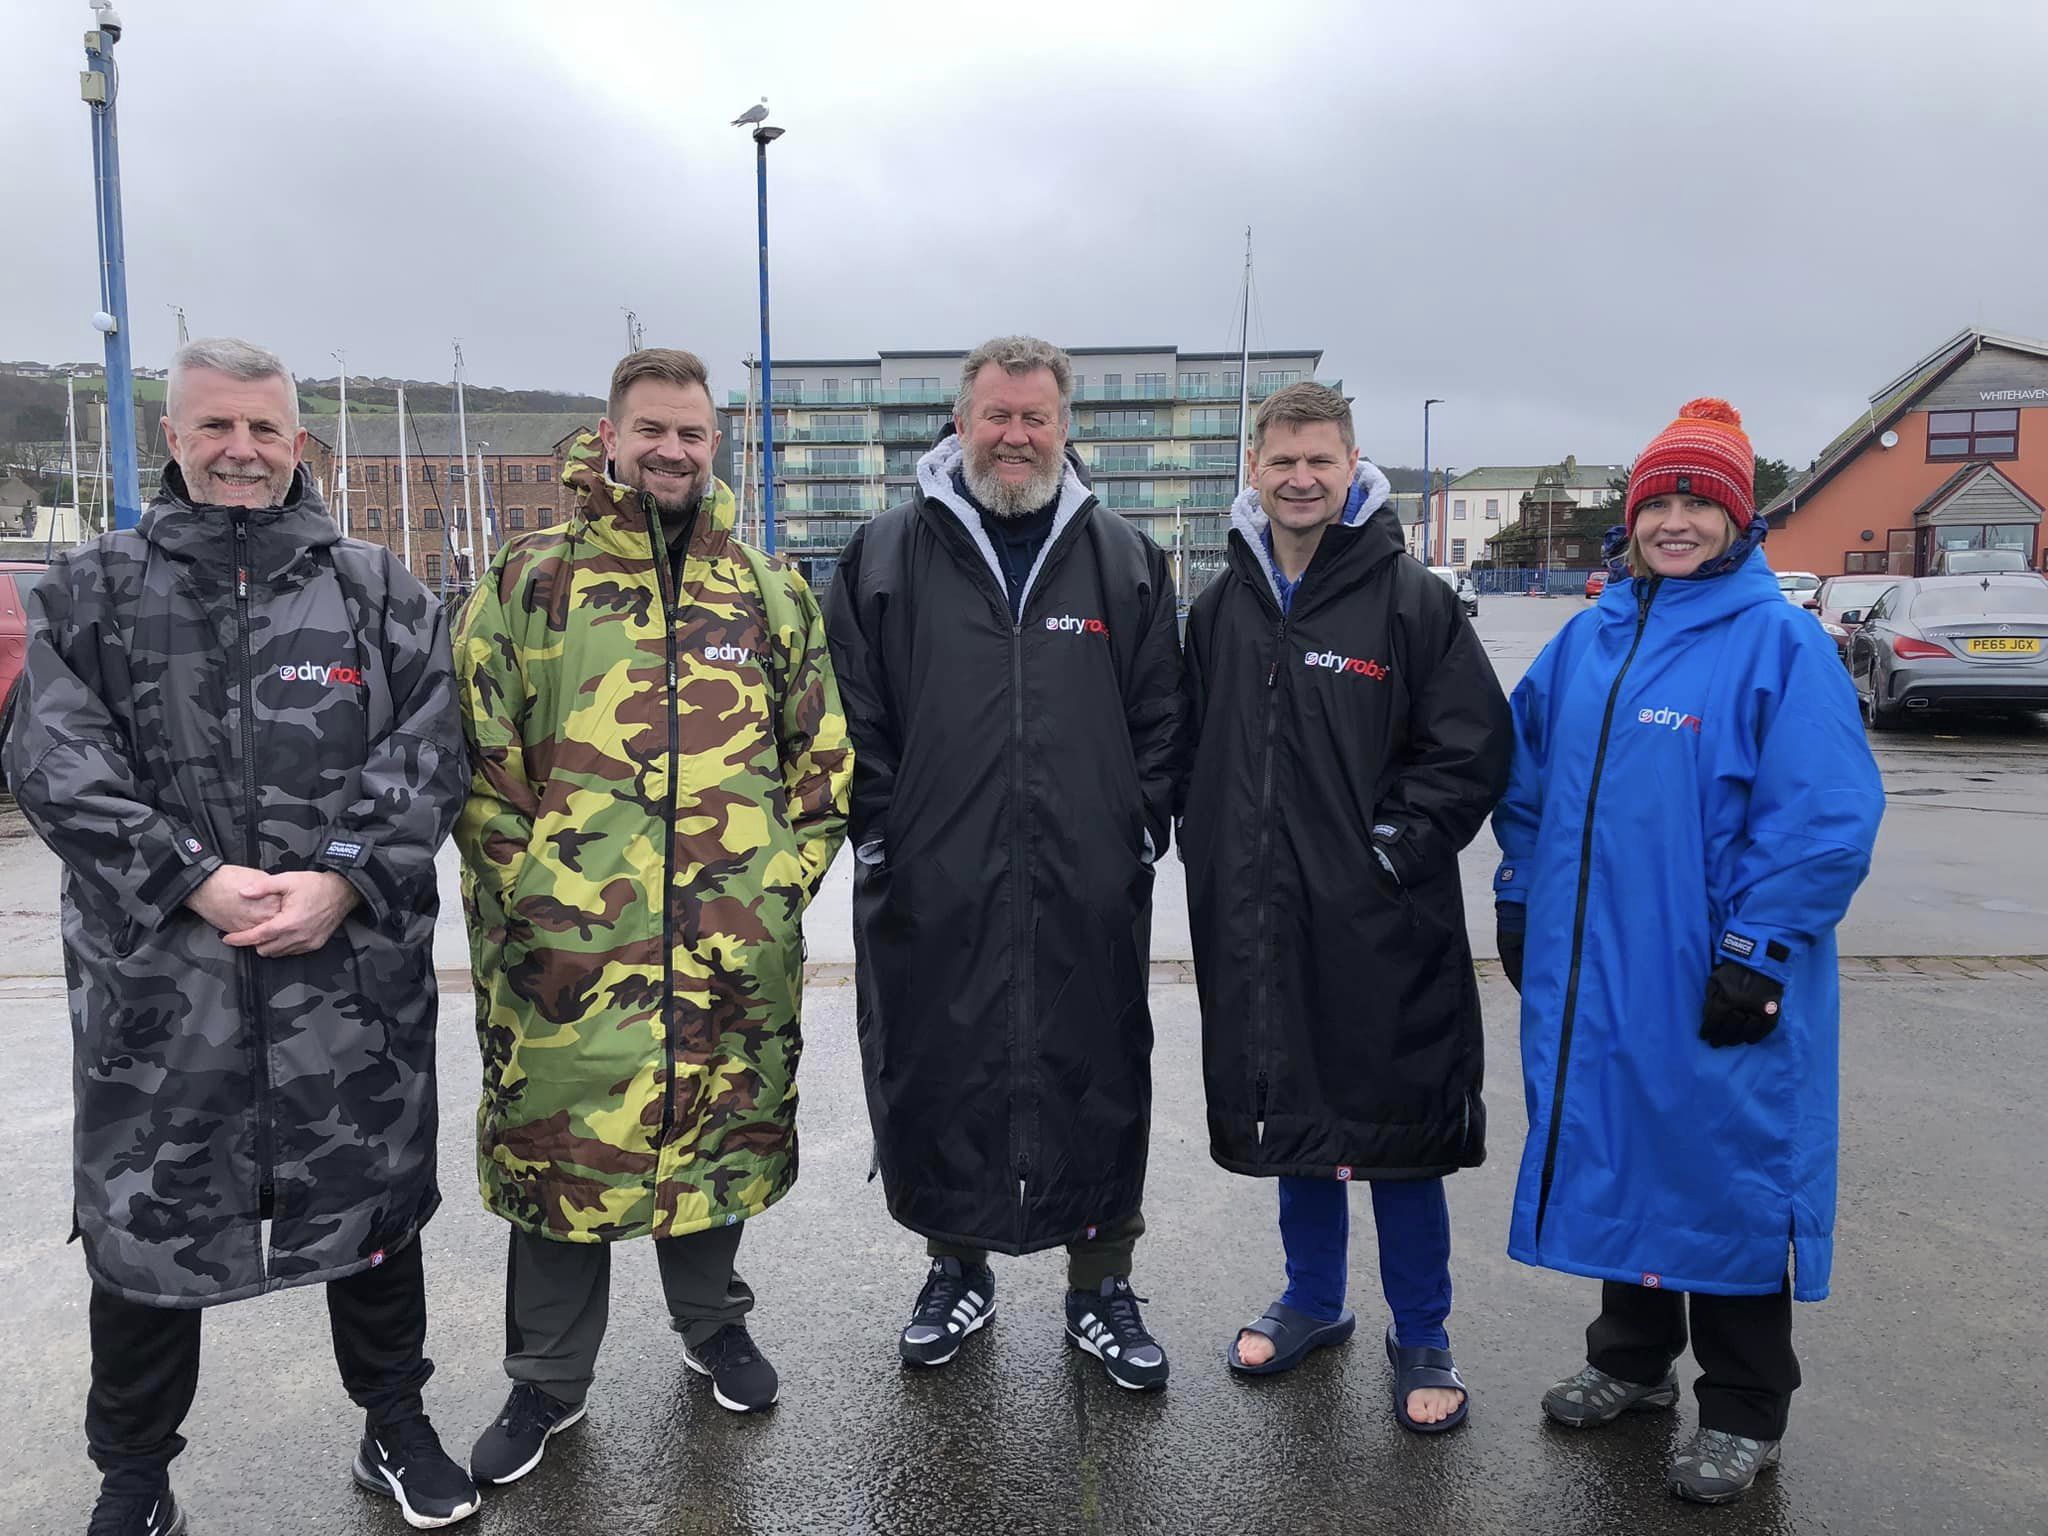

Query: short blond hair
[[608, 348, 711, 421]]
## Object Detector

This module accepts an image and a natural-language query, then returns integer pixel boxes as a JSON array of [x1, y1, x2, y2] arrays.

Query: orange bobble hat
[[1625, 398, 1756, 533]]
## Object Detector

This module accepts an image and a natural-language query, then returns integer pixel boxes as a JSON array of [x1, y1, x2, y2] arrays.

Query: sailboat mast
[[1235, 226, 1253, 495], [396, 384, 413, 575], [453, 342, 478, 588], [66, 376, 82, 542], [333, 352, 349, 536]]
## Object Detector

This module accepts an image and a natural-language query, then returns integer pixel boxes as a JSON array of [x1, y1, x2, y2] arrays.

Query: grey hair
[[168, 337, 298, 429], [954, 335, 1074, 423]]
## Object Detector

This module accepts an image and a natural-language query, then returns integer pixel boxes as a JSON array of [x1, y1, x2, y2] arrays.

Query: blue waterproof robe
[[1493, 534, 1883, 1300]]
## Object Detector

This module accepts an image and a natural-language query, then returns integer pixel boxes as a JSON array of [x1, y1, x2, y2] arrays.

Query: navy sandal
[[1226, 1301, 1356, 1376], [1385, 1322, 1470, 1432]]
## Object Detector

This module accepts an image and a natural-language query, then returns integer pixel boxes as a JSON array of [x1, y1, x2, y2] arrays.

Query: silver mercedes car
[[1845, 574, 2048, 729]]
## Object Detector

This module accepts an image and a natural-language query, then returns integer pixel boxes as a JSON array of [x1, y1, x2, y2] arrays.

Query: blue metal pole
[[84, 19, 141, 529], [1421, 401, 1433, 565], [754, 132, 777, 554]]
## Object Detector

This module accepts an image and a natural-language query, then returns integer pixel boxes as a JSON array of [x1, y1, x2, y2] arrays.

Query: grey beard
[[963, 450, 1063, 519]]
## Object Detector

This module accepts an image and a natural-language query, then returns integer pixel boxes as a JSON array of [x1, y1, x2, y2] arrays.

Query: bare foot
[[1406, 1384, 1466, 1424], [1236, 1329, 1276, 1367]]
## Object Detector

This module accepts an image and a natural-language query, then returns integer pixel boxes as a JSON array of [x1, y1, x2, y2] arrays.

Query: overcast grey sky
[[8, 0, 2046, 469]]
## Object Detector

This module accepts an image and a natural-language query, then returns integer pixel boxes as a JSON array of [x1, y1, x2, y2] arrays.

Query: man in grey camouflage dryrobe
[[5, 338, 480, 1533]]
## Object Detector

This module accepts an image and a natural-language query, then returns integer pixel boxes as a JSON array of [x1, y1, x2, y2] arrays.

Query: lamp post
[[735, 105, 784, 553], [1421, 399, 1443, 564], [82, 4, 140, 529]]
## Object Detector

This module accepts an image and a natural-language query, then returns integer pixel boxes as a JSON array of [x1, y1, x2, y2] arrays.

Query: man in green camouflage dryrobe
[[456, 347, 850, 1477]]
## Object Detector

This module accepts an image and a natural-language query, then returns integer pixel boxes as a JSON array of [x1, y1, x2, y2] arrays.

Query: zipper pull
[[234, 519, 249, 598], [1266, 659, 1278, 688]]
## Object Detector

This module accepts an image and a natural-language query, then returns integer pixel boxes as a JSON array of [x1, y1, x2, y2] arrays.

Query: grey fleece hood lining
[[1228, 459, 1394, 606], [916, 435, 1094, 616]]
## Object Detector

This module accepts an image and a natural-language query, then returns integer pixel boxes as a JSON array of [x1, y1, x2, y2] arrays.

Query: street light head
[[754, 124, 785, 144]]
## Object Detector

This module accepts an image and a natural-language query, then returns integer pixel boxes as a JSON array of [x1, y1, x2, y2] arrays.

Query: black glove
[[1700, 961, 1783, 1047], [1497, 923, 1525, 994]]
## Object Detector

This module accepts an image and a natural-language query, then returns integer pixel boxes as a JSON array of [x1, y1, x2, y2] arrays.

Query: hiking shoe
[[682, 1323, 780, 1413], [1065, 1277, 1169, 1390], [1667, 1427, 1782, 1504], [87, 1486, 186, 1536], [352, 1414, 482, 1528], [900, 1257, 997, 1367], [469, 1382, 586, 1486], [1541, 1363, 1680, 1427]]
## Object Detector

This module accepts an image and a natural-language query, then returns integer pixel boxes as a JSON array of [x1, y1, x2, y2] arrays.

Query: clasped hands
[[186, 865, 360, 957]]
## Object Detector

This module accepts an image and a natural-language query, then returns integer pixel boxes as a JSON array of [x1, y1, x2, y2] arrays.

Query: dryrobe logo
[[703, 643, 753, 664], [278, 661, 365, 687], [1637, 705, 1702, 734], [1045, 615, 1109, 636], [1303, 649, 1389, 681]]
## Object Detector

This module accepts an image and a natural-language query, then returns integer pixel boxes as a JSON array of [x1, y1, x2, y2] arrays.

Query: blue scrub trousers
[[1276, 1174, 1453, 1350]]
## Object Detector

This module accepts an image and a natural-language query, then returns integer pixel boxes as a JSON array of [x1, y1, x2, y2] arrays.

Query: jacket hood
[[914, 431, 1095, 610], [560, 430, 737, 552], [142, 461, 341, 585], [1227, 459, 1396, 606]]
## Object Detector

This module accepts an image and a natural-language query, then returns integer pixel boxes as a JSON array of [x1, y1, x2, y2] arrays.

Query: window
[[1102, 374, 1123, 399], [422, 509, 441, 530], [822, 378, 842, 400], [1188, 477, 1233, 505], [425, 554, 442, 582], [505, 508, 526, 531], [505, 464, 524, 483], [1189, 408, 1239, 435], [1190, 443, 1237, 470], [360, 465, 381, 485], [421, 464, 436, 483], [1927, 408, 2019, 459], [534, 461, 554, 482], [1451, 538, 1467, 563], [809, 447, 861, 472], [1256, 370, 1301, 393], [1843, 551, 1888, 574], [365, 508, 382, 530], [449, 464, 466, 482], [1564, 542, 1582, 559], [772, 380, 805, 403], [1486, 498, 1500, 519], [1102, 480, 1155, 509], [1453, 499, 1467, 519], [1178, 371, 1211, 395], [1134, 372, 1167, 398], [1090, 410, 1159, 435]]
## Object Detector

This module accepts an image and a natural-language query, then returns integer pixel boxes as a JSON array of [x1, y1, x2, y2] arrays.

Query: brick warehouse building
[[1764, 328, 2048, 577], [302, 413, 593, 590]]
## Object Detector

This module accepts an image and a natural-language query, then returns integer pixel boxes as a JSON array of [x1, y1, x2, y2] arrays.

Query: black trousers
[[86, 1236, 433, 1492], [1586, 1276, 1801, 1440]]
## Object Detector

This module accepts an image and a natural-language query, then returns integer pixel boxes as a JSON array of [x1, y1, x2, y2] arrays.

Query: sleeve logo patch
[[323, 839, 366, 863], [1720, 931, 1757, 959], [181, 837, 204, 857], [1371, 823, 1398, 840]]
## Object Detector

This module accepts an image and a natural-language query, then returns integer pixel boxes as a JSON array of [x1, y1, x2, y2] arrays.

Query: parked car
[[0, 562, 47, 752], [1585, 570, 1607, 599], [1426, 565, 1479, 618], [1845, 574, 2048, 729], [1929, 547, 2031, 575], [1808, 574, 1899, 662], [1776, 570, 1822, 604]]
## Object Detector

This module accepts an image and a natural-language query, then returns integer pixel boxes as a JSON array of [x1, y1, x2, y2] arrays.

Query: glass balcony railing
[[876, 387, 953, 406], [1072, 420, 1165, 440], [776, 425, 875, 443], [1177, 377, 1343, 401], [1072, 383, 1173, 403], [775, 461, 878, 480], [882, 422, 948, 442]]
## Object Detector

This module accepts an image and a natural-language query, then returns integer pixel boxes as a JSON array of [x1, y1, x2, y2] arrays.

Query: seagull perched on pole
[[731, 98, 769, 127]]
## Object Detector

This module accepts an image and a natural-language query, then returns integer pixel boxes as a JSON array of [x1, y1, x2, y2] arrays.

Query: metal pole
[[82, 10, 140, 528], [754, 129, 778, 553], [475, 442, 494, 565], [1234, 226, 1252, 496], [397, 384, 413, 575], [334, 355, 349, 535], [1422, 399, 1441, 565], [453, 342, 479, 582], [66, 376, 82, 540]]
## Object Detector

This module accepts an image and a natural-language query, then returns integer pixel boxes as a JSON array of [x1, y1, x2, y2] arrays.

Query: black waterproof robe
[[1181, 474, 1511, 1180], [825, 434, 1183, 1252]]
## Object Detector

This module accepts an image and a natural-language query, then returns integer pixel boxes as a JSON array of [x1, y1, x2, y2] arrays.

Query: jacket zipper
[[233, 519, 275, 1262], [1249, 614, 1289, 1145], [1009, 604, 1034, 1244], [1533, 575, 1662, 1241], [647, 504, 683, 1156]]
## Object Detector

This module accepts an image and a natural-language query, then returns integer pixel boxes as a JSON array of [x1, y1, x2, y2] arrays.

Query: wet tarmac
[[4, 963, 2045, 1535]]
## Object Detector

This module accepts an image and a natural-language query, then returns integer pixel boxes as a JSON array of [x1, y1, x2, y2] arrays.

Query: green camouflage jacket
[[455, 434, 850, 1243]]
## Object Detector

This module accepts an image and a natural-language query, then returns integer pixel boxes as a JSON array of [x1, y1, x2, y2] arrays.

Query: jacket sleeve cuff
[[1370, 819, 1424, 886], [1716, 923, 1796, 986], [315, 832, 389, 923], [1492, 859, 1528, 904], [143, 833, 223, 929]]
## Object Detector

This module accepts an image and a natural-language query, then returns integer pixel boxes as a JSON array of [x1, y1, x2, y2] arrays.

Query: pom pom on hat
[[1625, 398, 1757, 532]]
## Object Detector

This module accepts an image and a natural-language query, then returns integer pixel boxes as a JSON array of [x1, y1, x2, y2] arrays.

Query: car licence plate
[[1964, 637, 2042, 655]]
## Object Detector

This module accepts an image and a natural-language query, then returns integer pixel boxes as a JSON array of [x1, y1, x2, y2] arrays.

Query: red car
[[1585, 570, 1608, 599], [0, 562, 48, 748]]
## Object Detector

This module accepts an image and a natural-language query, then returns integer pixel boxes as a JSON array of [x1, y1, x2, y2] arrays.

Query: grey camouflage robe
[[5, 464, 466, 1308]]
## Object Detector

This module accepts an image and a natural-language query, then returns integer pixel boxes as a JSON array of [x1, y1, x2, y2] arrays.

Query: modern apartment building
[[719, 346, 1337, 596]]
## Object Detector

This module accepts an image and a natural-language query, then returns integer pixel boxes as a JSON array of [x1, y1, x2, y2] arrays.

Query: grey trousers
[[503, 1223, 751, 1407]]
